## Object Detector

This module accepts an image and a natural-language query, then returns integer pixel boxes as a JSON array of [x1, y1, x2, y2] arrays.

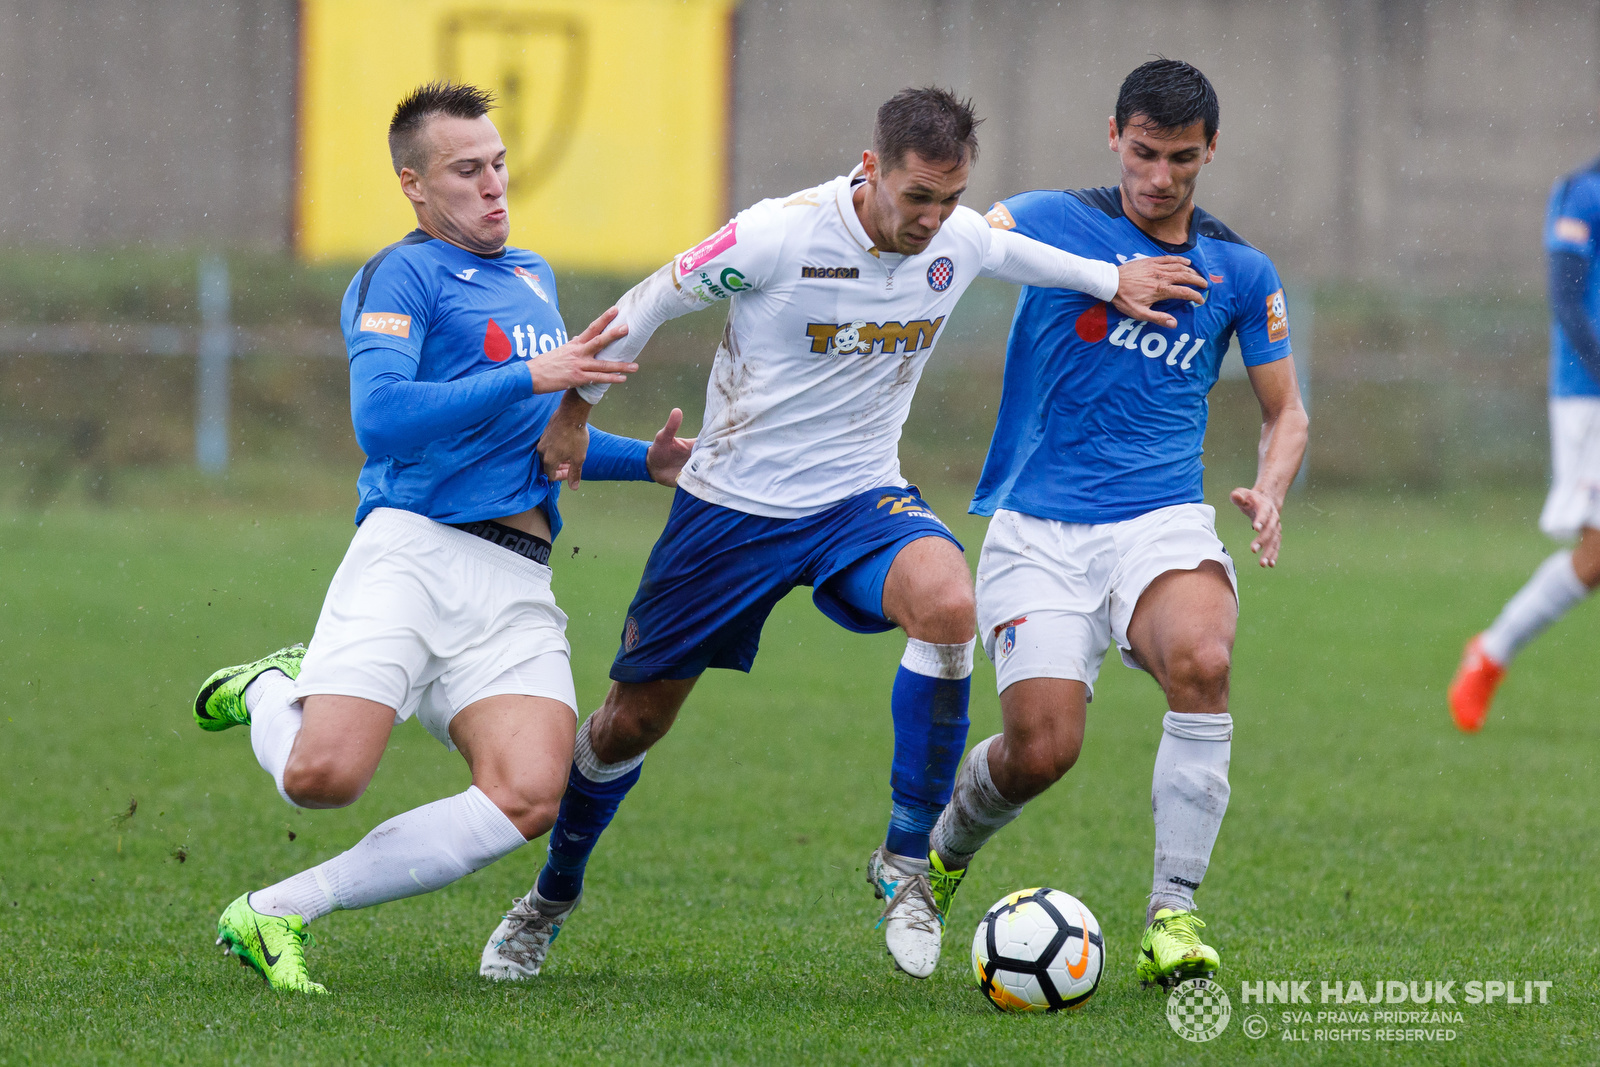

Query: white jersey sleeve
[[979, 225, 1120, 301], [576, 204, 788, 404]]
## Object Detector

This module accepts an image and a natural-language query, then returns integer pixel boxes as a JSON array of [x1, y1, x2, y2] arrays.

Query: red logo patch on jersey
[[484, 319, 513, 362], [1074, 303, 1109, 343], [677, 221, 738, 277]]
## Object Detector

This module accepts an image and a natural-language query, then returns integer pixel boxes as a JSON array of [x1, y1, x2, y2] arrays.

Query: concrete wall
[[2, 0, 1598, 286], [0, 0, 297, 248], [729, 0, 1600, 286]]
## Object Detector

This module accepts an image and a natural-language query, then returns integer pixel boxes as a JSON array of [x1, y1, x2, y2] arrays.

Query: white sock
[[1479, 551, 1589, 665], [929, 735, 1023, 869], [251, 785, 527, 920], [573, 714, 646, 782], [246, 670, 303, 807], [1150, 711, 1232, 917]]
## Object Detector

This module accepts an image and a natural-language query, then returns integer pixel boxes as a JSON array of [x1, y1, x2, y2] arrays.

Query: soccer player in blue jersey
[[924, 60, 1309, 988], [187, 82, 692, 994], [1448, 159, 1600, 731]]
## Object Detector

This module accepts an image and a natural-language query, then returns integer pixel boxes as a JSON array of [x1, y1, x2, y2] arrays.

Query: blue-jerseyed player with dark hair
[[1449, 155, 1600, 731], [925, 60, 1309, 987], [188, 82, 693, 994]]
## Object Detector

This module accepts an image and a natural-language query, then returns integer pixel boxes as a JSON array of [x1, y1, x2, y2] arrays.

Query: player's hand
[[538, 391, 592, 488], [1230, 486, 1283, 567], [646, 408, 696, 488], [1111, 256, 1208, 329], [527, 307, 636, 394]]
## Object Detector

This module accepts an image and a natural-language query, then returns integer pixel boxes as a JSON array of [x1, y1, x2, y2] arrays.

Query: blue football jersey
[[971, 188, 1292, 524], [1544, 158, 1600, 398], [340, 229, 579, 529]]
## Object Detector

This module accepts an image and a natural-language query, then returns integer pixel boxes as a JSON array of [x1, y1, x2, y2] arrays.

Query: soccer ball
[[971, 887, 1104, 1012]]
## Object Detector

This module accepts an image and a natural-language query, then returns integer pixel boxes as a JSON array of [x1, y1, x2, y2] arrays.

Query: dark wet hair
[[1114, 59, 1219, 141], [388, 81, 496, 175], [873, 87, 982, 172]]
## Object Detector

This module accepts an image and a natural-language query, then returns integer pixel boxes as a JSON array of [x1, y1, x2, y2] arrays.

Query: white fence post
[[195, 255, 231, 472]]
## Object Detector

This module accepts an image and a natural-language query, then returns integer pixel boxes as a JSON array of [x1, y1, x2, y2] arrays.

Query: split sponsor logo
[[688, 267, 748, 301], [804, 317, 945, 356], [783, 189, 823, 209], [1266, 288, 1289, 342], [994, 616, 1026, 658], [483, 319, 570, 362], [800, 266, 860, 279], [985, 202, 1016, 230], [677, 220, 737, 276], [927, 256, 954, 292], [1075, 303, 1208, 370], [359, 312, 411, 338], [513, 265, 550, 303], [455, 268, 479, 281]]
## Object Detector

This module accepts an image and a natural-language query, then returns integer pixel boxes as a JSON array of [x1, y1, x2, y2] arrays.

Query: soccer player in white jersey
[[475, 87, 1206, 981], [922, 60, 1309, 987], [187, 83, 692, 994], [1448, 152, 1600, 731]]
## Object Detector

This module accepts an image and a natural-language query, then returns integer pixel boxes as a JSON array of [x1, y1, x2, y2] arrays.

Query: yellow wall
[[297, 0, 737, 270]]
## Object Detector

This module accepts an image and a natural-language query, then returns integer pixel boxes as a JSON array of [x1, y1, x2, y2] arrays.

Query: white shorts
[[975, 503, 1238, 697], [291, 507, 578, 750], [1539, 397, 1600, 540]]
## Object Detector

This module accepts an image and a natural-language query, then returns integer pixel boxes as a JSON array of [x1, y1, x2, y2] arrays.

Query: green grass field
[[1, 481, 1595, 1065]]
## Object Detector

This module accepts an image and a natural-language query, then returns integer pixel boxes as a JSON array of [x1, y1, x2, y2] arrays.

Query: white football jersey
[[585, 169, 1118, 518]]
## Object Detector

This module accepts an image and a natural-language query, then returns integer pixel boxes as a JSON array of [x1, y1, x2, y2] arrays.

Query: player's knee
[[903, 582, 977, 644], [1008, 740, 1078, 799], [281, 753, 369, 808], [491, 783, 561, 841], [1165, 641, 1232, 704]]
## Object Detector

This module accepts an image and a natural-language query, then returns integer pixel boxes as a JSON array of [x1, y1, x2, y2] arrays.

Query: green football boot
[[928, 850, 968, 922], [193, 644, 305, 731], [215, 892, 328, 994], [1136, 907, 1220, 988]]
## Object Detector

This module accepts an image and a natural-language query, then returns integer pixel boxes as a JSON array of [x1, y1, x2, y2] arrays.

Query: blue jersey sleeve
[[1545, 177, 1600, 257], [582, 428, 652, 481], [1234, 258, 1293, 367], [342, 250, 435, 361], [348, 347, 534, 458], [986, 190, 1066, 245]]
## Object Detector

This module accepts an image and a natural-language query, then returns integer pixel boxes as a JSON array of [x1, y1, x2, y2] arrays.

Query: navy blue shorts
[[611, 485, 963, 683]]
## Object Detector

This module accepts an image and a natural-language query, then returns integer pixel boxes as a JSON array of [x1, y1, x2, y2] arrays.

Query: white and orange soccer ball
[[971, 888, 1104, 1012]]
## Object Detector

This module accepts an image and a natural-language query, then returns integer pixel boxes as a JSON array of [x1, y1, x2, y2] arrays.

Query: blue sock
[[535, 761, 642, 903], [884, 639, 973, 860]]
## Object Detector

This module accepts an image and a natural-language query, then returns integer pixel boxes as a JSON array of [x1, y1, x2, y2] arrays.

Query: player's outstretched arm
[[534, 308, 644, 487], [1111, 257, 1209, 329], [527, 307, 635, 394], [980, 228, 1206, 328], [1230, 357, 1309, 568]]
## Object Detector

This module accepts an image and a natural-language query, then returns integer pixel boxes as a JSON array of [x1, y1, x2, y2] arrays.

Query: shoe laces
[[496, 896, 564, 965], [1154, 910, 1206, 948], [927, 862, 965, 918], [879, 870, 941, 935]]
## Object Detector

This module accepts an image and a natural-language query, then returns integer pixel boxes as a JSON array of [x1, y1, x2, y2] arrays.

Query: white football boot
[[479, 891, 579, 980], [866, 846, 943, 978]]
